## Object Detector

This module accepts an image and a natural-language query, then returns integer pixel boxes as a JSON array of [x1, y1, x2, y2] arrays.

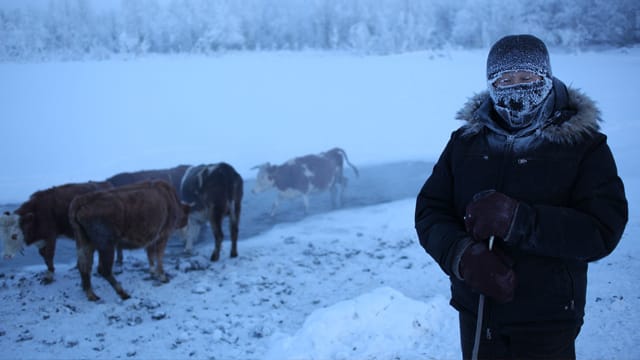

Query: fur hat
[[486, 34, 552, 81]]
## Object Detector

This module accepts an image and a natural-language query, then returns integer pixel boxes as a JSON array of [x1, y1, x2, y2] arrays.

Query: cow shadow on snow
[[0, 160, 433, 273]]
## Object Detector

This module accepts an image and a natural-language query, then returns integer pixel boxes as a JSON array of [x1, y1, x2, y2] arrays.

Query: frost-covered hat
[[486, 34, 552, 81]]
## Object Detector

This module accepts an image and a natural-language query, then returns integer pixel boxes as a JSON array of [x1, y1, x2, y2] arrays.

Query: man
[[415, 34, 627, 359]]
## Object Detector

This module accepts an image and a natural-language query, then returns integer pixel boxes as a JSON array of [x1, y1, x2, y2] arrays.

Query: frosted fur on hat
[[486, 34, 552, 80]]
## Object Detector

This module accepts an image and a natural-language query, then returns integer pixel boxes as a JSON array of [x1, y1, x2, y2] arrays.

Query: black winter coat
[[415, 78, 628, 324]]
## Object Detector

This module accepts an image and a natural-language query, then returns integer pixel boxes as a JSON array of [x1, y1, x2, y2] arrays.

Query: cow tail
[[336, 148, 360, 178], [68, 197, 90, 248]]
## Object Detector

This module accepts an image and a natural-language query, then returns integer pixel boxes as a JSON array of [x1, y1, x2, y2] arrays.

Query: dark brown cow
[[180, 163, 243, 262], [251, 147, 359, 215], [69, 180, 189, 301], [106, 165, 189, 192], [0, 181, 113, 283]]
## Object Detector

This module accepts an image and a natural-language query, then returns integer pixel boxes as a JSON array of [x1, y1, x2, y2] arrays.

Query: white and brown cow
[[0, 181, 113, 284], [69, 180, 189, 301], [252, 147, 359, 216], [180, 162, 243, 261]]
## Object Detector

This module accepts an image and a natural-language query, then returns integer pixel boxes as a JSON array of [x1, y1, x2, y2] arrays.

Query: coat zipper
[[483, 134, 516, 344], [563, 263, 576, 311], [495, 134, 516, 190]]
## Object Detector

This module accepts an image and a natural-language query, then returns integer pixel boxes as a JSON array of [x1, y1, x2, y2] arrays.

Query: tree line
[[1, 0, 638, 61]]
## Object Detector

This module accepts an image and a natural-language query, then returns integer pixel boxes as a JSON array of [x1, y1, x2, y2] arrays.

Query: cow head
[[0, 211, 26, 259], [251, 163, 275, 194]]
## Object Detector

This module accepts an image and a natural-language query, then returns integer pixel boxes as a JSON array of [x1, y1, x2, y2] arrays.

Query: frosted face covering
[[486, 35, 553, 129], [488, 75, 552, 128]]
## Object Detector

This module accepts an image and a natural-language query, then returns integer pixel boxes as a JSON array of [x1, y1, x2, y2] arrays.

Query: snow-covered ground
[[0, 48, 639, 359]]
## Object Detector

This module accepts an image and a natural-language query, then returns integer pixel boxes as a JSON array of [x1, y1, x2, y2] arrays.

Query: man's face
[[492, 71, 542, 88]]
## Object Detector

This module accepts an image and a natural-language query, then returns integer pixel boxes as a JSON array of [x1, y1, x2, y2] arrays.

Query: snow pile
[[266, 286, 456, 360]]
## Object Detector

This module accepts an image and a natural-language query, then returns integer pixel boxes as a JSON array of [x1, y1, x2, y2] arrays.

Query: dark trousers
[[459, 310, 581, 360]]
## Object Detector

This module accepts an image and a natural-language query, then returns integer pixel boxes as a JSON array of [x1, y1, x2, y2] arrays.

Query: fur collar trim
[[456, 79, 601, 145]]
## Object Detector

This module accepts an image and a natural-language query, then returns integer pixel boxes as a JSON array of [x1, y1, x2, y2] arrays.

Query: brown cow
[[180, 163, 243, 261], [251, 147, 359, 215], [69, 180, 189, 301], [0, 181, 113, 284], [106, 165, 191, 254]]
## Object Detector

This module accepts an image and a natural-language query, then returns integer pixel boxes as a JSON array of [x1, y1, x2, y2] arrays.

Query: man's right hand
[[460, 242, 517, 303]]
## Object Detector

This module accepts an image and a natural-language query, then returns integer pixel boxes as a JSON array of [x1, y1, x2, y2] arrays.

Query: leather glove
[[465, 190, 519, 243], [459, 242, 516, 303]]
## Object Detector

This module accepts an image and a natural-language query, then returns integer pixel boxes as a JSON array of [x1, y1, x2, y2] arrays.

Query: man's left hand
[[464, 190, 519, 242]]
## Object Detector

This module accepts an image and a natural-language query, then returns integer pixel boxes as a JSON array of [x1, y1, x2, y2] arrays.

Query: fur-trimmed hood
[[456, 78, 602, 145]]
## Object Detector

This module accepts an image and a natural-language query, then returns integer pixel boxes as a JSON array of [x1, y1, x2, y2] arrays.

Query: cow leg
[[145, 246, 156, 271], [115, 245, 124, 266], [76, 242, 99, 301], [145, 246, 156, 276], [177, 226, 189, 253], [230, 202, 241, 259], [336, 165, 348, 208], [209, 212, 224, 262], [339, 175, 348, 207], [113, 245, 124, 275], [330, 184, 338, 209], [73, 221, 101, 301], [152, 236, 170, 283], [38, 240, 56, 284], [302, 195, 310, 214], [181, 215, 202, 254], [270, 198, 281, 217], [181, 224, 193, 254], [145, 241, 168, 283], [97, 247, 130, 300]]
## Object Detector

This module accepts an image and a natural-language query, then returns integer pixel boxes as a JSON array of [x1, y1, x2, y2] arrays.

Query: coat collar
[[456, 78, 602, 145]]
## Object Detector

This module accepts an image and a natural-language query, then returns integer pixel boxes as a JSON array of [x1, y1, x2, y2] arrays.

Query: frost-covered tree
[[0, 0, 638, 61]]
